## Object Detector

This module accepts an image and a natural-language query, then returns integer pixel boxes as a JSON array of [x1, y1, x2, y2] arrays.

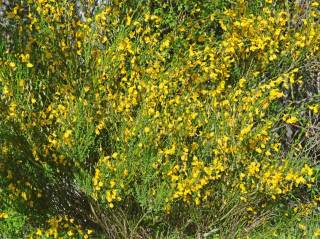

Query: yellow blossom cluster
[[0, 0, 319, 237], [28, 215, 94, 239]]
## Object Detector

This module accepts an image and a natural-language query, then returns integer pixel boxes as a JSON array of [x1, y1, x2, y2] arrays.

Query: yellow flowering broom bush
[[0, 0, 319, 238]]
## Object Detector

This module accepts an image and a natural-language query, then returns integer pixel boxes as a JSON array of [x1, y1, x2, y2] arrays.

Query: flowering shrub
[[0, 0, 319, 238]]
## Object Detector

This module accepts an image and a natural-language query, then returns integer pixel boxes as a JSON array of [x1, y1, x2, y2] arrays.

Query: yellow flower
[[239, 183, 247, 193], [308, 104, 319, 114], [84, 86, 90, 93], [239, 123, 253, 140], [63, 130, 72, 141], [9, 62, 16, 68], [298, 223, 306, 231], [0, 212, 9, 219], [19, 79, 25, 88], [144, 127, 151, 134], [239, 78, 246, 88], [301, 164, 313, 177], [67, 230, 74, 236], [110, 179, 116, 188], [269, 89, 284, 100], [20, 53, 30, 63], [21, 192, 28, 201], [314, 228, 320, 237], [283, 116, 298, 124], [36, 229, 43, 236], [2, 85, 10, 95], [248, 162, 260, 176], [27, 62, 34, 68]]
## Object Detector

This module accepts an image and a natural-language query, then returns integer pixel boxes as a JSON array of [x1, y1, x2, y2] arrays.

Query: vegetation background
[[0, 0, 319, 238]]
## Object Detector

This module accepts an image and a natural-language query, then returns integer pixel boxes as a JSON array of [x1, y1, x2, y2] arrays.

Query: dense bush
[[0, 0, 319, 238]]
